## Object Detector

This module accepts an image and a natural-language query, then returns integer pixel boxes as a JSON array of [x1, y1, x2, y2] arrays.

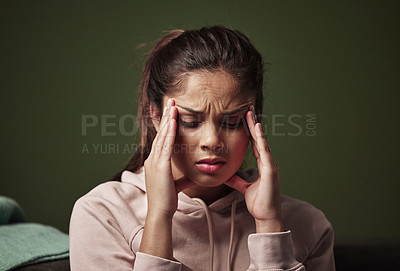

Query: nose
[[199, 122, 225, 152]]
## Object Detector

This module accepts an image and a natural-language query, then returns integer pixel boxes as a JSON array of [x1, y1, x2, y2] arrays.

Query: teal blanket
[[0, 196, 69, 271]]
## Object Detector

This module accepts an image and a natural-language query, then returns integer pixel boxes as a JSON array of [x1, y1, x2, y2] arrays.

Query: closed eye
[[221, 116, 245, 129], [222, 120, 244, 129], [179, 118, 202, 128], [178, 116, 245, 129]]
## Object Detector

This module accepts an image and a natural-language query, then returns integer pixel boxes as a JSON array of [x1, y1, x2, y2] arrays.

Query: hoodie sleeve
[[134, 252, 182, 271], [246, 227, 335, 271], [247, 231, 306, 271]]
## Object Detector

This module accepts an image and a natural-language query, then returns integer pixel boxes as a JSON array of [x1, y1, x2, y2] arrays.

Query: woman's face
[[163, 70, 254, 187]]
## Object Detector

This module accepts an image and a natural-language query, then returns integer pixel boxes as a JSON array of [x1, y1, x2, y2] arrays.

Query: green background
[[1, 0, 399, 244]]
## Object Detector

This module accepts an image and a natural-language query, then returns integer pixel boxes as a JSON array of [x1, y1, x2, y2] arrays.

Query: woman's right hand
[[140, 99, 193, 260], [143, 98, 193, 219]]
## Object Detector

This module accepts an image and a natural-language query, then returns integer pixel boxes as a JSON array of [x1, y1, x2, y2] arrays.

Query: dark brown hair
[[110, 25, 264, 181]]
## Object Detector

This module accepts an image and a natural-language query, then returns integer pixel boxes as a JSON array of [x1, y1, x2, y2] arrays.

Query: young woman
[[70, 25, 335, 271]]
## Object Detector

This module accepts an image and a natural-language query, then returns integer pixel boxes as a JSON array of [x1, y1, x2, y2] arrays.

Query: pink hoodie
[[69, 168, 335, 270]]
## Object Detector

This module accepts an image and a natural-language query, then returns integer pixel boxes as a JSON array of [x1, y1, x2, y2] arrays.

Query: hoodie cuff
[[134, 252, 182, 271], [247, 230, 302, 270]]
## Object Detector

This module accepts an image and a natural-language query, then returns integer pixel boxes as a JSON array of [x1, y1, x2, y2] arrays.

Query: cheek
[[228, 127, 250, 146], [175, 127, 198, 149], [226, 129, 250, 159], [172, 128, 199, 163]]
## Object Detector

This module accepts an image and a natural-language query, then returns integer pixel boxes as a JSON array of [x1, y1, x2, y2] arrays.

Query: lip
[[196, 158, 226, 164], [195, 158, 226, 173]]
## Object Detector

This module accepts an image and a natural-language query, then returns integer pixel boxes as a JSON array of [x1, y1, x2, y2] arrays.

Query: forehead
[[167, 70, 252, 110]]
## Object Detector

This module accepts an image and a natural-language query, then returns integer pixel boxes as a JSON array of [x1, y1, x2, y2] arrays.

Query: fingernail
[[167, 99, 173, 109], [250, 105, 257, 124]]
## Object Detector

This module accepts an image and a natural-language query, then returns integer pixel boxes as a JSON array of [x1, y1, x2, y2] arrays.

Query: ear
[[149, 103, 161, 132]]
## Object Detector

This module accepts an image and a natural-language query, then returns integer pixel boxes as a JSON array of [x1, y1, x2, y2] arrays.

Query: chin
[[186, 170, 231, 187]]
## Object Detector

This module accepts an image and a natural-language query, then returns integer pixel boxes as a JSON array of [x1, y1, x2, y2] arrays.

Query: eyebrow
[[176, 104, 250, 115]]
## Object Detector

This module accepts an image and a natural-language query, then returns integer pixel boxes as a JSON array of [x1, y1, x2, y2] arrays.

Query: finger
[[159, 99, 173, 132], [250, 136, 260, 160], [245, 109, 275, 171], [254, 123, 274, 169], [272, 159, 280, 177], [246, 109, 258, 142], [247, 105, 271, 153], [175, 176, 195, 193], [224, 175, 251, 195], [151, 98, 175, 152], [161, 106, 178, 159], [246, 111, 260, 159], [151, 108, 172, 157]]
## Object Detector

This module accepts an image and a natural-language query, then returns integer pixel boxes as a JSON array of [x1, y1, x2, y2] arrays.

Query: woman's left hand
[[225, 106, 284, 233]]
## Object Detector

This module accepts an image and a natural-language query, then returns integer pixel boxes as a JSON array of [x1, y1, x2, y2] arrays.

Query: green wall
[[1, 0, 399, 244]]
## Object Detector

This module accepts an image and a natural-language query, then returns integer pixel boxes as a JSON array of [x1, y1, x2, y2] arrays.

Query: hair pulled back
[[110, 25, 264, 181]]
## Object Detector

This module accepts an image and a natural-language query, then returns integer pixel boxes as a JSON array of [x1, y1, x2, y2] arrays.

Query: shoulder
[[69, 177, 146, 269], [74, 181, 138, 209], [71, 174, 147, 230], [281, 194, 330, 226], [74, 169, 146, 211], [281, 194, 334, 256]]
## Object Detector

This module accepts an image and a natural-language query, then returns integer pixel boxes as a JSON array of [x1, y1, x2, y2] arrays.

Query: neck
[[182, 184, 233, 206]]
